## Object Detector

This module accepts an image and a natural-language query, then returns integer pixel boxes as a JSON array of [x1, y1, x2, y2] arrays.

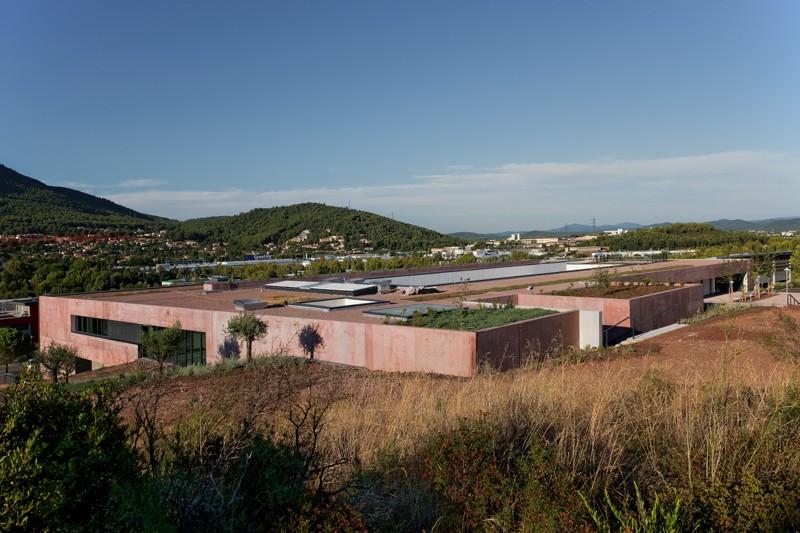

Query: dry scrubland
[[105, 307, 800, 531]]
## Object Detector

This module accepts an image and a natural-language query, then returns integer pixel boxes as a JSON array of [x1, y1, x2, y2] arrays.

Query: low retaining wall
[[475, 310, 580, 370], [479, 284, 704, 333]]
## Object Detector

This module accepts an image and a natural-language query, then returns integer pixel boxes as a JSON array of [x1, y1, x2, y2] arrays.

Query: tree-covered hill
[[0, 165, 458, 252], [175, 203, 460, 252], [594, 223, 765, 250], [708, 217, 800, 232], [0, 164, 166, 233]]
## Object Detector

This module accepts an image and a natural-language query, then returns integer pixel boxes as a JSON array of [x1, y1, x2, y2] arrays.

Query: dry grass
[[112, 307, 800, 528], [318, 334, 800, 505]]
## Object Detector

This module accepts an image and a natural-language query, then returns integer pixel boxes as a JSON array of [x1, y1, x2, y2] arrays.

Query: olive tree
[[141, 321, 184, 374], [0, 328, 33, 374], [225, 313, 268, 364], [37, 343, 79, 384]]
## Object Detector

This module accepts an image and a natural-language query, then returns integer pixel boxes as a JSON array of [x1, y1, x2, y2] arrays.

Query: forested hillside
[[0, 165, 165, 233], [595, 223, 765, 250], [174, 203, 459, 252], [1, 165, 458, 252]]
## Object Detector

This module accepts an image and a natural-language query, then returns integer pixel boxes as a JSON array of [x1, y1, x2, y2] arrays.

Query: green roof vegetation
[[406, 306, 556, 331], [551, 284, 675, 299]]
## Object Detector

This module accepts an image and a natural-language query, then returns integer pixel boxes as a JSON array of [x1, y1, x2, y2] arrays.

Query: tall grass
[[112, 310, 800, 529], [317, 341, 800, 529]]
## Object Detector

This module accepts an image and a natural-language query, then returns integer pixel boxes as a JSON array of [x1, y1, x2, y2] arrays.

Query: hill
[[173, 203, 461, 252], [0, 165, 459, 252], [594, 222, 763, 250], [454, 217, 800, 240], [0, 164, 164, 234], [709, 217, 800, 232]]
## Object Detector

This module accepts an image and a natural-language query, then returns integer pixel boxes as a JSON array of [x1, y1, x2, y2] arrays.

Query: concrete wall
[[578, 310, 603, 348], [39, 296, 234, 367], [515, 293, 632, 327], [39, 295, 587, 377], [258, 315, 476, 377], [628, 284, 704, 331], [509, 284, 704, 333], [475, 310, 580, 370], [39, 296, 478, 377], [469, 294, 600, 348]]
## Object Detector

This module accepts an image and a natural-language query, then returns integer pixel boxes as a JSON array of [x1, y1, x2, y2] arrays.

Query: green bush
[[0, 377, 136, 531], [422, 419, 584, 531], [692, 472, 800, 532]]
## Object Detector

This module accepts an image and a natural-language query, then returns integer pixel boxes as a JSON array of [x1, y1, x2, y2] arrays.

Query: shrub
[[0, 377, 136, 531], [692, 472, 800, 532], [422, 419, 584, 530]]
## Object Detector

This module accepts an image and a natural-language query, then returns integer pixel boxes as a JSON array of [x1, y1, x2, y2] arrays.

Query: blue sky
[[2, 1, 798, 232]]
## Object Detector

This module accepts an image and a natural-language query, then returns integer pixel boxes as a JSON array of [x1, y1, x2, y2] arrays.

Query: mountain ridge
[[0, 164, 459, 251], [0, 164, 164, 233], [451, 218, 800, 239]]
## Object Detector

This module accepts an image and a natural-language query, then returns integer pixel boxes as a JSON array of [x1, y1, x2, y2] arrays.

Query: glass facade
[[137, 327, 206, 366], [71, 315, 206, 367], [72, 316, 109, 337]]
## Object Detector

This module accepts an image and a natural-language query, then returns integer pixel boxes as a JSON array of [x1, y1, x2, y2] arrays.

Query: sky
[[2, 0, 799, 233]]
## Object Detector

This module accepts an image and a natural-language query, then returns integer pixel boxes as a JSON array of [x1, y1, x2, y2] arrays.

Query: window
[[71, 315, 206, 367], [72, 316, 109, 337], [138, 326, 206, 367]]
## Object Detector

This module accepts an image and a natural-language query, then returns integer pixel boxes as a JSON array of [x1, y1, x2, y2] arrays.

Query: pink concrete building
[[37, 258, 748, 377]]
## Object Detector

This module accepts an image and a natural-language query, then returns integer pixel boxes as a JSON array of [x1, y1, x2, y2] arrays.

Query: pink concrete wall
[[475, 310, 580, 370], [252, 315, 477, 377], [39, 296, 233, 367], [39, 296, 585, 378], [38, 296, 478, 377], [511, 284, 703, 332], [515, 293, 632, 327]]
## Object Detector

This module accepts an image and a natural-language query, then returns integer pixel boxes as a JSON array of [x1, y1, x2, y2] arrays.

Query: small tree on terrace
[[38, 343, 79, 384], [226, 313, 268, 365], [298, 323, 324, 361], [141, 321, 184, 374], [0, 328, 33, 374]]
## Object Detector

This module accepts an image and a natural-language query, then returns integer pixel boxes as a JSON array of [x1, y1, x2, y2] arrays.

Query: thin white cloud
[[105, 150, 799, 232], [119, 178, 164, 188]]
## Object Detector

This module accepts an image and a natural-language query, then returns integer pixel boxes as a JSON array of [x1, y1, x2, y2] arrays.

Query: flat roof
[[59, 258, 738, 323], [362, 261, 619, 287]]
